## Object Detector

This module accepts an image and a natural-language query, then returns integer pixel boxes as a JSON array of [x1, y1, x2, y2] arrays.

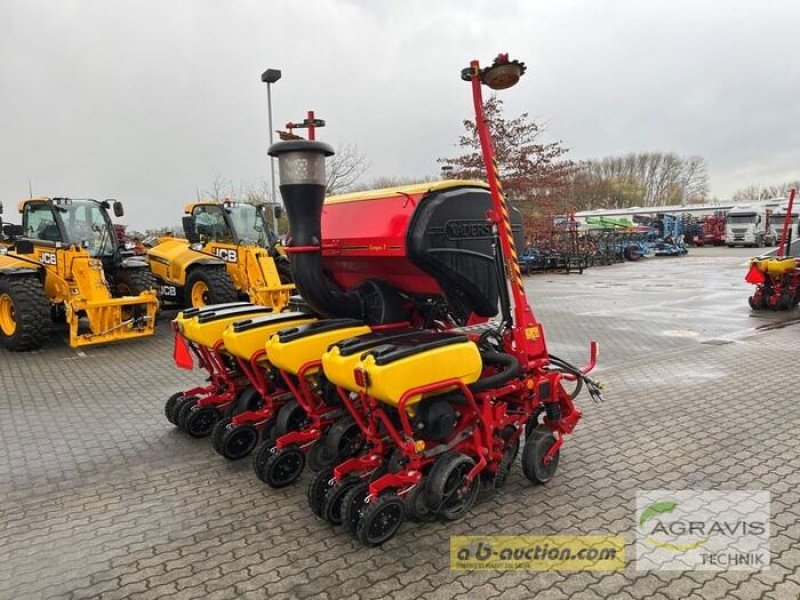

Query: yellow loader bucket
[[66, 291, 159, 348]]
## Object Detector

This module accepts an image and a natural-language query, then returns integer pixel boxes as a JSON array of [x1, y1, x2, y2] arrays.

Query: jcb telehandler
[[0, 197, 158, 351], [147, 200, 293, 310]]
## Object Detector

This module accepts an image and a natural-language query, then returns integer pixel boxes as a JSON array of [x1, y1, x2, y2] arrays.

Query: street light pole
[[261, 68, 282, 234]]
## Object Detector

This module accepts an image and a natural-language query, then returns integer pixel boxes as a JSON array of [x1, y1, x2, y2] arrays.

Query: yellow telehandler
[[0, 197, 159, 351], [147, 200, 293, 309]]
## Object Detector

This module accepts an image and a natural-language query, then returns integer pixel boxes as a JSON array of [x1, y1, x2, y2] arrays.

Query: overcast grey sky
[[2, 0, 799, 230]]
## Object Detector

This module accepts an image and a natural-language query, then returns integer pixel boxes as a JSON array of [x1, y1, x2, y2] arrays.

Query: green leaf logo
[[639, 501, 678, 528]]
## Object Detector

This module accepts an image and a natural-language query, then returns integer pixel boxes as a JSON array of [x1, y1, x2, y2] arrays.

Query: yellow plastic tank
[[322, 328, 423, 392], [351, 332, 483, 408], [751, 257, 799, 275], [176, 304, 275, 348], [265, 319, 371, 376], [222, 312, 316, 361]]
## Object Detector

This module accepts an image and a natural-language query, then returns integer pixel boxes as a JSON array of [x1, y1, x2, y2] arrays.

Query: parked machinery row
[[0, 198, 292, 351]]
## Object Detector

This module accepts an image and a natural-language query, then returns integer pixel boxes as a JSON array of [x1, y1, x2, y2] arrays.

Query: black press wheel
[[356, 492, 406, 547], [175, 397, 198, 429], [522, 426, 560, 484], [322, 478, 360, 525], [184, 406, 220, 438], [405, 482, 436, 523], [306, 441, 328, 473], [164, 392, 185, 425], [212, 417, 232, 454], [275, 399, 307, 437], [307, 467, 335, 518], [220, 423, 260, 460], [229, 387, 263, 416], [259, 446, 306, 488], [424, 452, 480, 521], [323, 417, 364, 465], [341, 481, 370, 536]]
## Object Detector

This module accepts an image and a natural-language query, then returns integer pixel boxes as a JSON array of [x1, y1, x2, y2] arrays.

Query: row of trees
[[185, 98, 715, 237], [732, 182, 800, 203]]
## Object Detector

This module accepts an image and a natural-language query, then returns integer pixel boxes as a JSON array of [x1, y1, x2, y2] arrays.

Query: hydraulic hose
[[470, 351, 520, 392]]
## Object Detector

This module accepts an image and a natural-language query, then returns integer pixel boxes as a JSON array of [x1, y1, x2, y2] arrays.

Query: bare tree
[[326, 144, 370, 194], [204, 174, 233, 201]]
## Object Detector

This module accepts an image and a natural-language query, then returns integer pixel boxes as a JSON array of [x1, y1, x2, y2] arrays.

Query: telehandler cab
[[147, 200, 293, 310], [0, 197, 158, 351]]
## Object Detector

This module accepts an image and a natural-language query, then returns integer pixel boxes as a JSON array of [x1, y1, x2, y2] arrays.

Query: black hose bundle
[[548, 353, 605, 403]]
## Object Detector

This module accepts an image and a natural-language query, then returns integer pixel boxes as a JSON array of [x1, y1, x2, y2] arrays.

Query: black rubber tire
[[212, 417, 231, 453], [424, 452, 480, 521], [307, 467, 335, 518], [184, 406, 220, 438], [306, 441, 328, 473], [175, 397, 198, 429], [356, 492, 406, 547], [113, 268, 157, 297], [0, 276, 51, 351], [275, 399, 307, 437], [259, 447, 306, 489], [748, 295, 765, 310], [232, 387, 263, 415], [220, 424, 259, 460], [322, 417, 363, 465], [405, 482, 437, 523], [522, 426, 560, 484], [341, 481, 370, 537], [322, 478, 360, 525], [184, 267, 238, 308], [164, 392, 184, 425]]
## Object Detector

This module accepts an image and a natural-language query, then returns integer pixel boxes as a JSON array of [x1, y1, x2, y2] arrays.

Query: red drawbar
[[173, 331, 194, 370], [745, 264, 766, 284]]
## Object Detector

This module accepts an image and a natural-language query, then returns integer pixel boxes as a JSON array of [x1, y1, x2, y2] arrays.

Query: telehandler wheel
[[114, 268, 157, 297], [185, 268, 238, 308], [220, 424, 259, 460], [184, 407, 220, 438], [307, 467, 335, 518], [356, 492, 406, 547], [0, 276, 51, 352], [522, 426, 560, 484], [259, 446, 306, 488], [425, 452, 480, 521]]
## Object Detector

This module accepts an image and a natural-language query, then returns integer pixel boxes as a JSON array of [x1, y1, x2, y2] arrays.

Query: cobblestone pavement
[[1, 248, 799, 600]]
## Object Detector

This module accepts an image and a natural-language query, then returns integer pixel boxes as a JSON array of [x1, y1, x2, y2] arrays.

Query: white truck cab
[[725, 206, 773, 247], [768, 207, 799, 245]]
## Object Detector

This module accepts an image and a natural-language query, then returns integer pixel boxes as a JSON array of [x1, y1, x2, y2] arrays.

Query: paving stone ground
[[1, 247, 799, 600]]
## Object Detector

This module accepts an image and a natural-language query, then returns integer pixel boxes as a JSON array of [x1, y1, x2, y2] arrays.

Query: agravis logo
[[636, 490, 770, 571]]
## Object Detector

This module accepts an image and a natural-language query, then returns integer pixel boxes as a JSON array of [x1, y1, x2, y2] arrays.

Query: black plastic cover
[[275, 318, 365, 343], [231, 312, 310, 333], [406, 186, 524, 318], [195, 305, 273, 324], [363, 331, 470, 366], [332, 328, 420, 357]]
